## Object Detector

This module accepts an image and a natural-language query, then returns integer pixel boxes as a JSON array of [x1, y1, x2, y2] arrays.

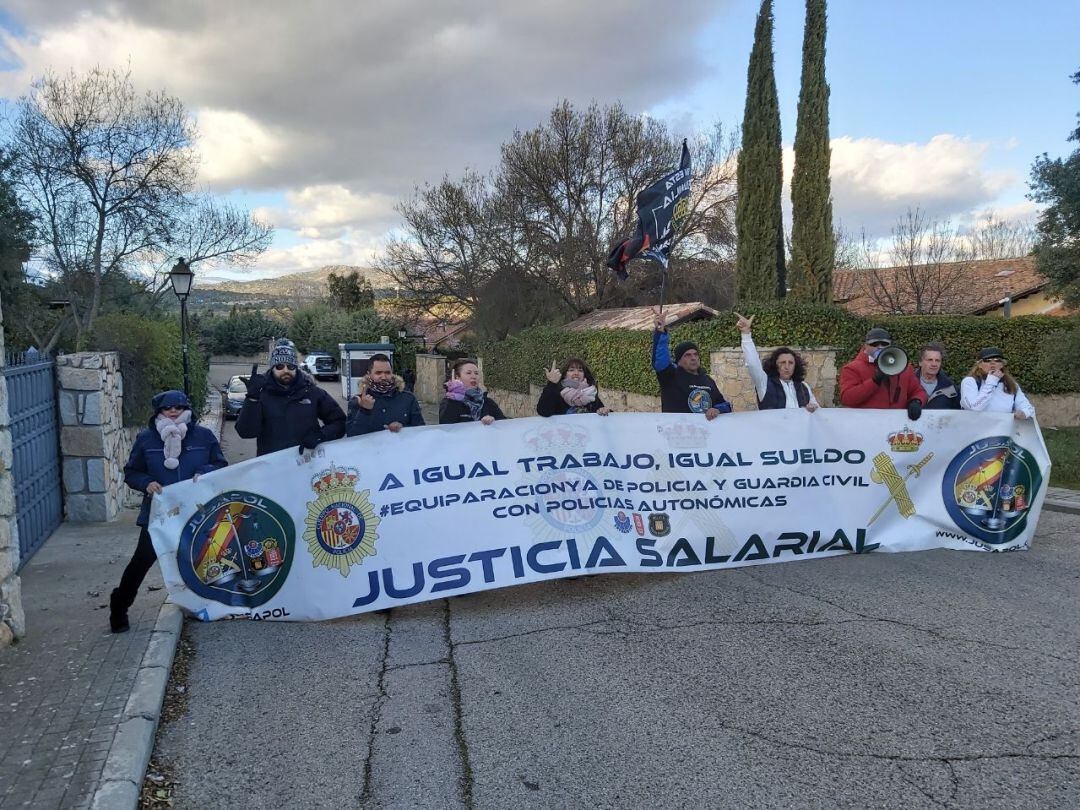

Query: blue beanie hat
[[152, 390, 191, 413]]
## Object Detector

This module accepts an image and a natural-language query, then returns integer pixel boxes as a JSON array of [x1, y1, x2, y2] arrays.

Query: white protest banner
[[149, 410, 1050, 622]]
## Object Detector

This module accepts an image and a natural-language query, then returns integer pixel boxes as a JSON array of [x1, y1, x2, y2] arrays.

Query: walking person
[[735, 313, 820, 411], [839, 327, 926, 419], [111, 390, 227, 633], [960, 347, 1036, 419], [652, 310, 731, 418], [346, 354, 425, 435], [236, 338, 346, 455], [536, 358, 612, 416], [439, 358, 507, 424], [916, 342, 960, 410]]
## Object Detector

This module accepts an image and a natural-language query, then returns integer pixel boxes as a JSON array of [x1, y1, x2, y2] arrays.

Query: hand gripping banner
[[149, 410, 1051, 622]]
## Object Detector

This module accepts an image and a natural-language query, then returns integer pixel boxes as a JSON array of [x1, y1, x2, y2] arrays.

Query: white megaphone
[[876, 346, 909, 376]]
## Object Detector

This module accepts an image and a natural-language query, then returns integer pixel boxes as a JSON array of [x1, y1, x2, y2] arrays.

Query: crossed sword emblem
[[868, 451, 934, 525]]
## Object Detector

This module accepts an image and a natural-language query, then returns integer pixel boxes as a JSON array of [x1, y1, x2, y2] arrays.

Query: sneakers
[[109, 589, 130, 634]]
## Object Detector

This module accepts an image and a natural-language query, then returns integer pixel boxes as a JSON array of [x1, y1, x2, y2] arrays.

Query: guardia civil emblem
[[177, 491, 295, 608], [304, 465, 380, 576]]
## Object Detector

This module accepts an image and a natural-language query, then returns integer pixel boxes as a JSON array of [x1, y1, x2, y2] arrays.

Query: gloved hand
[[873, 369, 887, 384], [906, 399, 922, 421], [298, 431, 322, 453], [245, 364, 267, 398]]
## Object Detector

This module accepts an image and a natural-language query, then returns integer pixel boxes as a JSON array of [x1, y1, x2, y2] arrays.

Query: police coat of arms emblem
[[303, 465, 381, 576]]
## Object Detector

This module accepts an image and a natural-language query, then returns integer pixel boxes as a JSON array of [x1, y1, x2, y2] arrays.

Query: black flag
[[606, 140, 692, 280]]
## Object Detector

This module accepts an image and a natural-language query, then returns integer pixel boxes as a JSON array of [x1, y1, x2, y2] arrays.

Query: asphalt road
[[154, 364, 1080, 808]]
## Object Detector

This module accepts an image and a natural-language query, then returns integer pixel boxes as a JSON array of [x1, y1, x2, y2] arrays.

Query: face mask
[[368, 377, 395, 395]]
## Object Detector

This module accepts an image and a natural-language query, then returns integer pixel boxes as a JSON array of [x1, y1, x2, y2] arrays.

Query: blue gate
[[3, 349, 63, 568]]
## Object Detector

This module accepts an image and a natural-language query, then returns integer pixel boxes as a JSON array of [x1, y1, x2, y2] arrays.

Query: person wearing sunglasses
[[960, 347, 1035, 420], [112, 390, 227, 632], [839, 327, 926, 419], [236, 338, 346, 455]]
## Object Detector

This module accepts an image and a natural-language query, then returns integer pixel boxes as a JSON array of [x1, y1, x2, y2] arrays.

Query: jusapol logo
[[177, 491, 295, 608], [941, 436, 1043, 545]]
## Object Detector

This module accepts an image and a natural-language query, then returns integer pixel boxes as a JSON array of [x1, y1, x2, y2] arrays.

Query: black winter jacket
[[536, 382, 606, 416], [439, 396, 507, 424], [236, 373, 346, 455], [347, 385, 425, 436]]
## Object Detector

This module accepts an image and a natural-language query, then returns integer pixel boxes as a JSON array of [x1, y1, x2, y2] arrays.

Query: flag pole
[[658, 269, 668, 315]]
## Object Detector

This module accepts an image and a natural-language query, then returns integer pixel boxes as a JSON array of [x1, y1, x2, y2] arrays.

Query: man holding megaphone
[[839, 327, 927, 420]]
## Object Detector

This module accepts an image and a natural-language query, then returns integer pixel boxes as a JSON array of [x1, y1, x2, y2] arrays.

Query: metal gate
[[3, 348, 63, 568]]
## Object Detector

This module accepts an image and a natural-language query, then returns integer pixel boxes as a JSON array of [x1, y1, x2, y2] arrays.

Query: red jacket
[[839, 354, 927, 410]]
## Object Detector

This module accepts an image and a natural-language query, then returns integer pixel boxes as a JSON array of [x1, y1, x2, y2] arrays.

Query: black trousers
[[113, 527, 158, 609]]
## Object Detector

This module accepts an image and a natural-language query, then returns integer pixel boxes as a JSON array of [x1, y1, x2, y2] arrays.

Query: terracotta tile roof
[[562, 302, 719, 331], [833, 256, 1047, 316]]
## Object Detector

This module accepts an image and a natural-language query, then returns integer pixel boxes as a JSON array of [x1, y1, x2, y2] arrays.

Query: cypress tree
[[736, 0, 786, 303], [789, 0, 835, 303]]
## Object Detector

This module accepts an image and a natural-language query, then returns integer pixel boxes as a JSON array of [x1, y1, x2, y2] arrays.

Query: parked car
[[223, 375, 248, 419], [302, 352, 339, 381]]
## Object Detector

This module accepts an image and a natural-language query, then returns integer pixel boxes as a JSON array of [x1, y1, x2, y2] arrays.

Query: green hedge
[[91, 313, 209, 426], [478, 305, 1080, 396], [286, 305, 421, 371], [202, 310, 284, 355]]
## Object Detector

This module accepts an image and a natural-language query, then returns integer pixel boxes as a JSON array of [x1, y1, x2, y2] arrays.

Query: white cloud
[[0, 1, 729, 277], [255, 185, 400, 239], [239, 230, 384, 279], [197, 109, 290, 189], [0, 0, 721, 194], [786, 135, 1019, 237]]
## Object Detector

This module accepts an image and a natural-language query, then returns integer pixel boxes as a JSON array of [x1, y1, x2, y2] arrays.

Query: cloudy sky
[[0, 0, 1076, 280]]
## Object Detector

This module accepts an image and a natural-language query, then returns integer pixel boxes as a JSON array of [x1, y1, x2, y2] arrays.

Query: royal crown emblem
[[887, 427, 924, 453], [303, 465, 380, 577]]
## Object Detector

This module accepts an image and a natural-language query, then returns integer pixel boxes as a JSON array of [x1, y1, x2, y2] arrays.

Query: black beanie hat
[[673, 341, 699, 364]]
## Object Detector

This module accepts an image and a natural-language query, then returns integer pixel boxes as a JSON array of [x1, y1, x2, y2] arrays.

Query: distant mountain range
[[198, 265, 382, 295], [189, 265, 392, 310]]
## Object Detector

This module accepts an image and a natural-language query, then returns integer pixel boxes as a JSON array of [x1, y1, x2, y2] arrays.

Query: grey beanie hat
[[269, 339, 298, 367]]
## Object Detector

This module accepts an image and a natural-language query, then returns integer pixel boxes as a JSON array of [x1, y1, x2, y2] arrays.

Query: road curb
[[91, 602, 183, 810], [1044, 499, 1080, 516]]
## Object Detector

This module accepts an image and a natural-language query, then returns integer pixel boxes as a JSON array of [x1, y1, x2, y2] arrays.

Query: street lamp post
[[169, 257, 194, 396], [398, 329, 427, 352]]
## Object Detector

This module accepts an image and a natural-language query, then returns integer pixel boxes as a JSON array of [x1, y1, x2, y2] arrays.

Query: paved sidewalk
[[0, 392, 220, 809], [1045, 486, 1080, 515], [0, 515, 166, 809]]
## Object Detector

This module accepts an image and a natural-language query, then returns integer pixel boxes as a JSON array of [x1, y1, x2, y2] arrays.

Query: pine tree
[[735, 0, 786, 303], [789, 0, 835, 303]]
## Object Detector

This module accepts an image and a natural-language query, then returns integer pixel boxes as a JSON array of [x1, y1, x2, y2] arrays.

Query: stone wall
[[0, 302, 24, 646], [1028, 394, 1080, 428], [415, 354, 447, 406], [486, 384, 662, 418], [57, 353, 129, 523], [709, 346, 838, 411]]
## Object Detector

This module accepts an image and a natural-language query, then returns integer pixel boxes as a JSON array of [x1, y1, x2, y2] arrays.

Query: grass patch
[[1042, 426, 1080, 490]]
